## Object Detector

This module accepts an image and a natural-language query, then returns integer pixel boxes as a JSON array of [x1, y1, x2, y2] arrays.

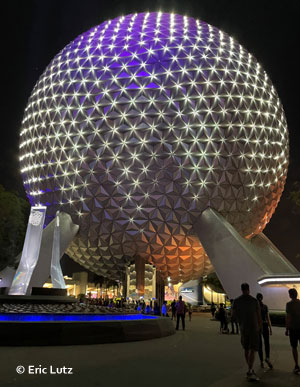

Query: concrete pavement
[[0, 313, 299, 387]]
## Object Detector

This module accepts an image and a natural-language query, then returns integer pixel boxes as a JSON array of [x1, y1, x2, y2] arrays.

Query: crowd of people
[[131, 298, 193, 325], [211, 283, 300, 382], [134, 300, 160, 315], [3, 284, 298, 382], [210, 300, 239, 334], [74, 296, 195, 323], [80, 286, 300, 382]]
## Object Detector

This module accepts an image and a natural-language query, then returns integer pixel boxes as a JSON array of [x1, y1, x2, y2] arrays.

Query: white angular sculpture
[[194, 208, 300, 309], [50, 211, 66, 289], [9, 206, 46, 295]]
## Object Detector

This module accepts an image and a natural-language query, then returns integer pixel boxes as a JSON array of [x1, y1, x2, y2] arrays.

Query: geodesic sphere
[[19, 12, 288, 282]]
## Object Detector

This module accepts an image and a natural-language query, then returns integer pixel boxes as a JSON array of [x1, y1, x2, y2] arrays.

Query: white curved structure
[[194, 208, 300, 310]]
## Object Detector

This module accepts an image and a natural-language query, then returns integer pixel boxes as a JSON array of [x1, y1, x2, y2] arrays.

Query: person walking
[[171, 299, 177, 320], [218, 303, 229, 333], [153, 302, 160, 315], [145, 304, 152, 314], [285, 288, 300, 374], [256, 293, 273, 369], [162, 301, 168, 317], [232, 283, 262, 382], [229, 299, 239, 334], [188, 304, 193, 322], [211, 302, 216, 318], [176, 296, 186, 330]]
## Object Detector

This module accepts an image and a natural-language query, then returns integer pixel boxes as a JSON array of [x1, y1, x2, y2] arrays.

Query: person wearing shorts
[[241, 330, 260, 352], [232, 283, 262, 381], [257, 293, 273, 369], [285, 288, 300, 374]]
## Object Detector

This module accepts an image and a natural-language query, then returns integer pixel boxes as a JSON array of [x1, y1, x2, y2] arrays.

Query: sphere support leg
[[193, 208, 300, 309]]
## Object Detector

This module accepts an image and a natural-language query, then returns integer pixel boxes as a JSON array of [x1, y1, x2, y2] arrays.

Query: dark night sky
[[1, 0, 299, 269]]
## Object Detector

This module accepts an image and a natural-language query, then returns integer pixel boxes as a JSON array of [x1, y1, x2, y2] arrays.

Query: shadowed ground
[[0, 313, 298, 387]]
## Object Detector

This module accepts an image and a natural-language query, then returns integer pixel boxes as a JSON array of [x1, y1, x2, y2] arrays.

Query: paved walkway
[[0, 313, 299, 387]]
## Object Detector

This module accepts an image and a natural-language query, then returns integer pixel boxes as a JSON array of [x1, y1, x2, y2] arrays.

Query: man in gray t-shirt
[[232, 283, 262, 381], [285, 288, 300, 374]]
